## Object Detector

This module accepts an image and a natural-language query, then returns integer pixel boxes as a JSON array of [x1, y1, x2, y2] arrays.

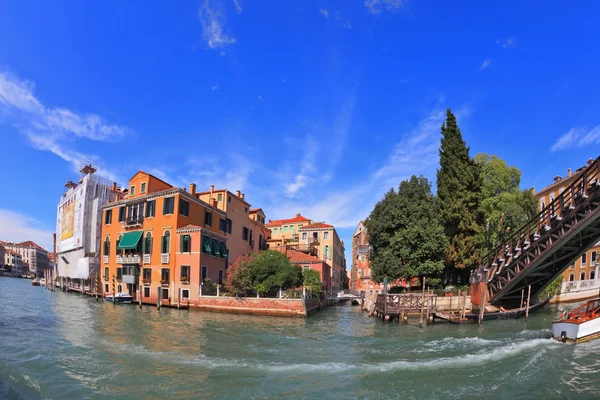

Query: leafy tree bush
[[302, 269, 322, 292]]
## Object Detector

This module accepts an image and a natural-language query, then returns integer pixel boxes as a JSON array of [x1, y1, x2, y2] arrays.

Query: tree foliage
[[224, 251, 303, 296], [475, 153, 537, 255], [437, 109, 484, 270], [302, 269, 322, 292], [366, 175, 447, 284]]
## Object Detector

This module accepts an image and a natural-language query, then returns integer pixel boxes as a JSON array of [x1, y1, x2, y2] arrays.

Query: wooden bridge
[[471, 155, 600, 308]]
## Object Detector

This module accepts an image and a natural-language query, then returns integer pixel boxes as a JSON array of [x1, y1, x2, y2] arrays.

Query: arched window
[[590, 270, 596, 280], [580, 271, 586, 281], [144, 232, 152, 255], [569, 273, 574, 282], [116, 235, 122, 255], [162, 231, 170, 254], [103, 236, 110, 256]]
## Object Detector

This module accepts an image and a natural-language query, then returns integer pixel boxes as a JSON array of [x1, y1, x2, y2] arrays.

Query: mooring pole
[[520, 289, 525, 309], [525, 284, 531, 320], [420, 277, 426, 327], [478, 288, 487, 327], [462, 290, 467, 321]]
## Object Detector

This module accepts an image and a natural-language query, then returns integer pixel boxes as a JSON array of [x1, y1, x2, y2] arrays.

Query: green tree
[[223, 254, 254, 296], [475, 153, 537, 254], [437, 109, 483, 272], [302, 269, 322, 292], [250, 250, 302, 294], [366, 175, 447, 286]]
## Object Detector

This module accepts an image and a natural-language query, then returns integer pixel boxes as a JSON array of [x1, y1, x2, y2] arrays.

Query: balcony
[[143, 254, 150, 264], [160, 280, 170, 287], [142, 278, 151, 285], [125, 214, 144, 227], [116, 255, 123, 264], [117, 254, 141, 264], [103, 255, 108, 264], [161, 253, 169, 264], [123, 274, 138, 284]]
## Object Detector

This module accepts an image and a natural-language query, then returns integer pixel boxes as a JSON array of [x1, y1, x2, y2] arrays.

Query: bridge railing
[[474, 156, 600, 283]]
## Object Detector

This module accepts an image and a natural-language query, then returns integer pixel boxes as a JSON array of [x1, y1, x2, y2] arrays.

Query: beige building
[[4, 250, 23, 275], [197, 186, 269, 264], [266, 214, 346, 290], [536, 158, 600, 301], [1, 241, 49, 277], [0, 243, 4, 269]]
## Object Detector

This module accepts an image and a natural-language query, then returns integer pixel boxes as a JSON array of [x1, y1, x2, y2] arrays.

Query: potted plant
[[181, 276, 189, 284]]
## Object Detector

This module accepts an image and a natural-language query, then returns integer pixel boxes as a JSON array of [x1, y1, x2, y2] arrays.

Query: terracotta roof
[[286, 249, 323, 264], [17, 241, 46, 250], [301, 222, 333, 229], [249, 208, 263, 213], [265, 214, 311, 227]]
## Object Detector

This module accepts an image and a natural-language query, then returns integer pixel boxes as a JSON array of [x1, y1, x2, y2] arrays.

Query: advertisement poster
[[56, 184, 86, 253]]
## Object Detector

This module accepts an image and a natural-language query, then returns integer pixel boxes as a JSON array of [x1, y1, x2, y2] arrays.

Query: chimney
[[568, 168, 572, 177], [553, 176, 562, 182], [296, 213, 301, 217], [183, 187, 187, 192], [588, 158, 594, 165], [210, 185, 214, 197], [530, 187, 535, 195], [53, 233, 57, 256], [211, 199, 217, 207], [240, 193, 245, 201], [189, 183, 197, 195], [236, 190, 241, 198], [112, 182, 117, 192]]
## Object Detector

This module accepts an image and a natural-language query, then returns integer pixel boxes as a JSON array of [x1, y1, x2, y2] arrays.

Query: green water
[[1, 277, 599, 399]]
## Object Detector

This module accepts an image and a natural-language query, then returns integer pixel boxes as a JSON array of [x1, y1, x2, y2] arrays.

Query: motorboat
[[553, 298, 600, 343], [105, 292, 134, 304], [31, 278, 41, 286]]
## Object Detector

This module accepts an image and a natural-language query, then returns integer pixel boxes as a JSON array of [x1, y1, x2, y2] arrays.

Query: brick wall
[[194, 296, 309, 317]]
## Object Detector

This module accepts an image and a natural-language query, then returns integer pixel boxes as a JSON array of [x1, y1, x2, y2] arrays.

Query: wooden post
[[525, 284, 532, 320], [449, 292, 453, 313], [157, 287, 161, 310], [112, 276, 116, 306], [520, 289, 525, 309], [478, 288, 487, 327], [178, 287, 181, 309], [420, 277, 426, 327], [138, 275, 142, 309]]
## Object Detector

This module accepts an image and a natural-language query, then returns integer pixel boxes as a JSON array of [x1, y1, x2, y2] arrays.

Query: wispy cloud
[[319, 8, 329, 18], [199, 0, 236, 49], [342, 22, 352, 29], [481, 59, 492, 69], [257, 95, 263, 101], [233, 0, 242, 14], [212, 82, 220, 91], [0, 209, 54, 251], [0, 71, 126, 182], [501, 36, 515, 48], [365, 0, 405, 14], [551, 125, 600, 152]]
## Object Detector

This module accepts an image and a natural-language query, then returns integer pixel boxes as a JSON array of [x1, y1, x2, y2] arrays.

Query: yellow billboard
[[61, 201, 75, 241]]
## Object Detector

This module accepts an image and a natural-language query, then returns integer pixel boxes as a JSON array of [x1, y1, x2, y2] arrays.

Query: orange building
[[535, 158, 600, 301], [283, 247, 332, 290], [197, 187, 270, 264], [266, 214, 346, 290], [101, 172, 227, 305]]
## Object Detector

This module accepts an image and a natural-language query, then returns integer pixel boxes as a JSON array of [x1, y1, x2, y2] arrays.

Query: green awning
[[117, 231, 143, 249], [220, 242, 227, 259], [212, 238, 221, 257]]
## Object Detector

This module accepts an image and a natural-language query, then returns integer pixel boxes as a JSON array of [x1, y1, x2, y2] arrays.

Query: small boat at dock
[[31, 278, 41, 286], [105, 292, 134, 304], [552, 298, 600, 343]]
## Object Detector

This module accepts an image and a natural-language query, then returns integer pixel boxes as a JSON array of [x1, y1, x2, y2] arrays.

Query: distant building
[[351, 221, 384, 295], [283, 247, 332, 290], [535, 158, 600, 302], [266, 214, 346, 290], [56, 163, 122, 286], [2, 241, 49, 277], [0, 243, 4, 269], [3, 250, 23, 275]]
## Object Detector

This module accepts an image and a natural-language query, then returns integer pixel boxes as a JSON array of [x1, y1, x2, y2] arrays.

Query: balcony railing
[[143, 254, 150, 264], [116, 255, 123, 264], [117, 254, 141, 264], [125, 215, 144, 226], [103, 255, 108, 264], [161, 253, 169, 264], [142, 278, 151, 285]]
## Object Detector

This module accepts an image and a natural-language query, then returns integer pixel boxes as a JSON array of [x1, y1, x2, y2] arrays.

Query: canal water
[[1, 277, 599, 400]]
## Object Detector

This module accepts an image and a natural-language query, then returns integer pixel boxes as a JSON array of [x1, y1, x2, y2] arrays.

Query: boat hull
[[553, 317, 600, 343], [105, 293, 134, 304]]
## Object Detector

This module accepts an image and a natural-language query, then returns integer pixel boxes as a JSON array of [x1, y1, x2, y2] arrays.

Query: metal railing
[[126, 215, 144, 226], [143, 254, 150, 264], [161, 253, 169, 264]]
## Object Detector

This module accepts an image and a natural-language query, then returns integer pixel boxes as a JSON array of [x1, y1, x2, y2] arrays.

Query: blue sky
[[1, 1, 600, 263]]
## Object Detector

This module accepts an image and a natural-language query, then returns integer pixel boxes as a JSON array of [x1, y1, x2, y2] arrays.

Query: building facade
[[284, 248, 332, 290], [197, 187, 269, 264], [535, 159, 600, 301], [3, 251, 22, 275], [0, 243, 4, 269], [56, 164, 122, 286], [350, 221, 384, 295], [2, 241, 49, 277], [101, 172, 228, 305], [266, 214, 346, 290]]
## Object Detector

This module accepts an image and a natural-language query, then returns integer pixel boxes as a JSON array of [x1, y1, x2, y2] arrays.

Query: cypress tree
[[437, 109, 483, 276]]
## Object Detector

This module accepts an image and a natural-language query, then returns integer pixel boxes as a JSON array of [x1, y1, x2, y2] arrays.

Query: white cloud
[[319, 8, 329, 18], [220, 51, 227, 56], [257, 95, 263, 101], [233, 0, 242, 14], [284, 137, 318, 197], [343, 21, 352, 29], [0, 71, 127, 183], [551, 125, 600, 152], [365, 0, 405, 14], [502, 36, 515, 48], [481, 59, 492, 69], [212, 82, 220, 91], [199, 0, 236, 49], [0, 209, 54, 251]]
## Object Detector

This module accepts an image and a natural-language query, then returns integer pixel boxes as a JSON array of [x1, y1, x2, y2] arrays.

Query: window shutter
[[180, 235, 184, 252]]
